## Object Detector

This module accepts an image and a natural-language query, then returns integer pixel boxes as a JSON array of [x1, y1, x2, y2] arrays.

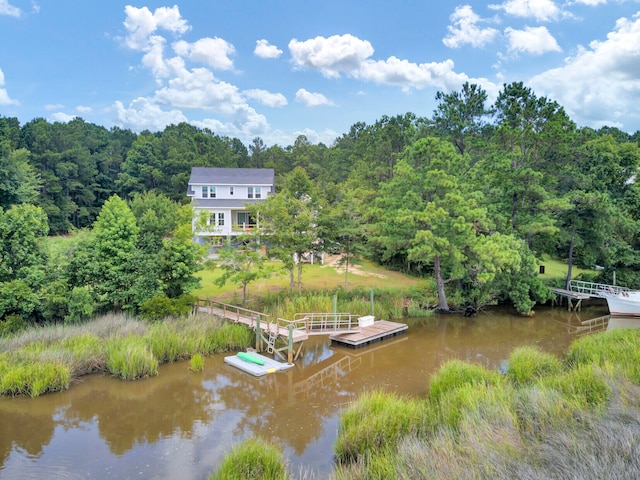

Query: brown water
[[0, 304, 611, 479]]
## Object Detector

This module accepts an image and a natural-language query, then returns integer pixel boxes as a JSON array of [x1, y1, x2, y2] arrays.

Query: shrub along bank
[[211, 329, 640, 479], [0, 313, 254, 397]]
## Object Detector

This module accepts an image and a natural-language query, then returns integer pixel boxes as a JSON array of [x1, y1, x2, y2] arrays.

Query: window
[[255, 187, 262, 199], [237, 212, 250, 225], [217, 213, 224, 226], [247, 187, 254, 199], [230, 186, 234, 196], [202, 186, 216, 198]]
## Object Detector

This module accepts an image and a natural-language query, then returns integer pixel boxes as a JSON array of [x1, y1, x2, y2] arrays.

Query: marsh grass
[[0, 312, 254, 396], [506, 346, 563, 386], [209, 437, 289, 480], [566, 328, 640, 383], [105, 336, 158, 380], [327, 331, 640, 480], [255, 287, 431, 322], [334, 390, 434, 463], [542, 363, 612, 409], [189, 353, 204, 372], [0, 361, 70, 397], [428, 359, 503, 403]]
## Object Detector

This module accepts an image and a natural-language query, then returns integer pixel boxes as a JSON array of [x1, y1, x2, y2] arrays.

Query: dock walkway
[[551, 280, 626, 311]]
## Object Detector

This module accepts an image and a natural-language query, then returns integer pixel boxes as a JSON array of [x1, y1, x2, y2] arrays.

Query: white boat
[[602, 290, 640, 316]]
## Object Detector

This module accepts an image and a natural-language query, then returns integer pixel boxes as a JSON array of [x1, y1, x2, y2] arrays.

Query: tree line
[[2, 81, 640, 327]]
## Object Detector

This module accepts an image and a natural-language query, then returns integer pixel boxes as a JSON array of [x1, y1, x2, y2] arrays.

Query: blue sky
[[1, 1, 640, 147]]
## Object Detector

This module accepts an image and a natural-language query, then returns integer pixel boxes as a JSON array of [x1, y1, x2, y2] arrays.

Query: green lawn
[[192, 259, 428, 300], [536, 255, 597, 281]]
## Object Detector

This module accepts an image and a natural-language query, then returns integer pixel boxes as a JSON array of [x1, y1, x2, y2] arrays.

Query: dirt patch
[[322, 255, 387, 279]]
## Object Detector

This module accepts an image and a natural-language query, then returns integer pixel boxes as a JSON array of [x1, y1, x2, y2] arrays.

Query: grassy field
[[536, 255, 596, 282], [193, 254, 595, 302], [192, 258, 429, 301]]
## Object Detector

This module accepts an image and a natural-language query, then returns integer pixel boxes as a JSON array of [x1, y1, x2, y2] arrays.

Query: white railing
[[569, 280, 629, 297], [292, 312, 361, 335]]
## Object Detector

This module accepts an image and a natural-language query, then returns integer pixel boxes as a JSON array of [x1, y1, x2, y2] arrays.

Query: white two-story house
[[187, 167, 275, 248]]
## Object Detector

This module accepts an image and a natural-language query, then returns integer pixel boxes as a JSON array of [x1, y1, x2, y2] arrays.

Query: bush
[[65, 286, 95, 324], [140, 294, 196, 322], [210, 437, 289, 480], [0, 314, 26, 337]]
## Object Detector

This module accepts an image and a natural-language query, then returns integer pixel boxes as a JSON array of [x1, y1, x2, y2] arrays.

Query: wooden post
[[370, 287, 375, 317], [287, 324, 294, 364], [255, 316, 261, 351]]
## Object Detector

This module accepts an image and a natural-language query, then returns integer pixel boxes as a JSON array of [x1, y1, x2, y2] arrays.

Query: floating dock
[[329, 320, 408, 348], [224, 351, 294, 377]]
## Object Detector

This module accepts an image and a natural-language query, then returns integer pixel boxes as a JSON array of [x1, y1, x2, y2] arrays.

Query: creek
[[0, 303, 616, 479]]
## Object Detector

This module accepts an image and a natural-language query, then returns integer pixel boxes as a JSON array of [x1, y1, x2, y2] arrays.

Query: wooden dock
[[329, 320, 408, 348], [551, 288, 592, 311]]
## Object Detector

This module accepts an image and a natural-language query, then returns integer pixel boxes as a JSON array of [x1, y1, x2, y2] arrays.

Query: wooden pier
[[550, 288, 592, 311], [194, 299, 405, 362], [551, 280, 618, 311], [329, 320, 408, 348]]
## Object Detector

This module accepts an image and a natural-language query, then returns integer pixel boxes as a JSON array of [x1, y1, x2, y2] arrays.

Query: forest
[[2, 80, 640, 331]]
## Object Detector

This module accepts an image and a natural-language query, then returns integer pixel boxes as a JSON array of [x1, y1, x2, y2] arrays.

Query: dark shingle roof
[[188, 167, 275, 186]]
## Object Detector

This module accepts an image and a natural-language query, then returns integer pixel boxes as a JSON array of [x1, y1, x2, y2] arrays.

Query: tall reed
[[105, 336, 158, 380]]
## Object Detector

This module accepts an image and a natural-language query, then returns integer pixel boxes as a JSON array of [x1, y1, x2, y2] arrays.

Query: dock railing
[[293, 312, 361, 335], [569, 280, 629, 297]]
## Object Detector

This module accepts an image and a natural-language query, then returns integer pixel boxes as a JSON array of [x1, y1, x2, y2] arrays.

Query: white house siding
[[187, 168, 275, 248]]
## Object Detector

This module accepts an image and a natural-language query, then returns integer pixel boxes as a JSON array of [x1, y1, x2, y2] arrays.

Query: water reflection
[[0, 305, 616, 479]]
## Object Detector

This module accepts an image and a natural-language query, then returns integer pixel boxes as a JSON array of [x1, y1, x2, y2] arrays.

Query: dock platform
[[224, 351, 294, 377], [329, 320, 408, 348]]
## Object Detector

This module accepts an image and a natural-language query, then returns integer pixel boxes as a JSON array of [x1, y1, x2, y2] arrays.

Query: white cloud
[[49, 112, 75, 123], [293, 127, 339, 145], [571, 0, 607, 4], [114, 97, 188, 132], [489, 0, 561, 22], [0, 68, 18, 105], [173, 37, 236, 70], [443, 5, 499, 48], [505, 26, 561, 54], [356, 57, 471, 92], [295, 88, 334, 107], [0, 0, 21, 17], [76, 105, 92, 114], [289, 34, 375, 78], [254, 39, 283, 59], [192, 108, 268, 138], [243, 89, 287, 107], [44, 103, 64, 111], [529, 13, 640, 129], [123, 5, 190, 51], [153, 67, 245, 112], [288, 33, 496, 93]]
